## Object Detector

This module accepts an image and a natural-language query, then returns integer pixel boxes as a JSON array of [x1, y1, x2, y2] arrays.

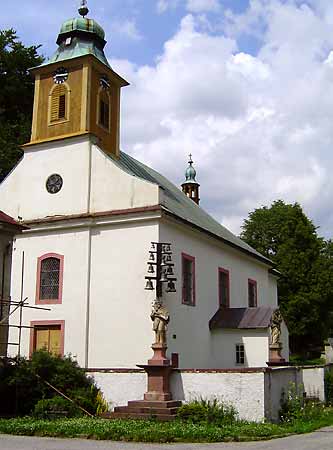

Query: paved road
[[0, 427, 333, 450]]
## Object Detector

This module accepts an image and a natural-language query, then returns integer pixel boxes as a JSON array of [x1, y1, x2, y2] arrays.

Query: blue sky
[[1, 1, 253, 64], [2, 0, 333, 237]]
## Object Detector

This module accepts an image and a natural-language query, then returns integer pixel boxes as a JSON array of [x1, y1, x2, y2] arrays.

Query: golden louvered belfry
[[26, 6, 129, 158], [50, 84, 68, 123]]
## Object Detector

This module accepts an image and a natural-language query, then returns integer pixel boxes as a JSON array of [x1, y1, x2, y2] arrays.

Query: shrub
[[177, 398, 238, 426], [0, 350, 107, 416], [325, 370, 333, 405], [280, 382, 326, 423], [33, 396, 82, 419]]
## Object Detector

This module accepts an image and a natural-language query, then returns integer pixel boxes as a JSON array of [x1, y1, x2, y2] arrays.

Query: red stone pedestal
[[105, 343, 182, 421], [267, 343, 286, 367]]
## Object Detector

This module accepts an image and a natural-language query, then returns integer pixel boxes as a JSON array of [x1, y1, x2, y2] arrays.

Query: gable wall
[[89, 145, 160, 212]]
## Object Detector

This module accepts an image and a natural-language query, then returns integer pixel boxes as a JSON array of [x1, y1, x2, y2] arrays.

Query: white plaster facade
[[0, 133, 289, 369]]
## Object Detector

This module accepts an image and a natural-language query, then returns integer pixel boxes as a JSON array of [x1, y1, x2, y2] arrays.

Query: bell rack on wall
[[145, 242, 177, 298]]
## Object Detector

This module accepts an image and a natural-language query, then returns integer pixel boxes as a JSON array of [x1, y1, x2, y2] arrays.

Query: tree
[[0, 29, 43, 181], [240, 200, 333, 355]]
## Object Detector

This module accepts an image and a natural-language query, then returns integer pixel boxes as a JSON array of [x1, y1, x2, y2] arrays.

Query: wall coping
[[86, 364, 333, 374]]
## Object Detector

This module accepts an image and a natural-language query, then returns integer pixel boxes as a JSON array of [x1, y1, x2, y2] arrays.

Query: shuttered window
[[50, 85, 68, 122], [35, 326, 62, 356]]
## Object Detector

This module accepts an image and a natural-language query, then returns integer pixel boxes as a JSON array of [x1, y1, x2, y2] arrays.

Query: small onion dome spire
[[182, 154, 200, 205], [79, 0, 89, 18]]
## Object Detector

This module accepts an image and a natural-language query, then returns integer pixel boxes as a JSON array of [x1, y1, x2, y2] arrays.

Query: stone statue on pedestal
[[151, 300, 170, 345], [270, 309, 283, 346]]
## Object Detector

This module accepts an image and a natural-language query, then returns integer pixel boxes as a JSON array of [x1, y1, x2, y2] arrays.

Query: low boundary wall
[[87, 364, 333, 423]]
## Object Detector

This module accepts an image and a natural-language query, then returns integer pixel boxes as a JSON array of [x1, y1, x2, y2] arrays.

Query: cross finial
[[188, 153, 193, 164], [79, 0, 89, 18]]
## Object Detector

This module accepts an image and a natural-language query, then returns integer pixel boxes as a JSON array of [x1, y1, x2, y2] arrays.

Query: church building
[[0, 3, 288, 369]]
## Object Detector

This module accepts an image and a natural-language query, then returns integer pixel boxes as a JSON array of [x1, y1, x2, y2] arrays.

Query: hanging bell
[[166, 244, 171, 252], [160, 270, 168, 283], [151, 243, 156, 250], [145, 279, 154, 290], [166, 255, 172, 262], [166, 280, 176, 293], [167, 265, 174, 276], [149, 252, 155, 261], [148, 264, 155, 274]]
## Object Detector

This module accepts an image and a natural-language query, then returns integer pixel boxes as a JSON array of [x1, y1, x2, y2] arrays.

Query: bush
[[177, 398, 238, 426], [325, 370, 333, 405], [0, 351, 108, 417], [33, 396, 82, 419], [280, 382, 326, 423]]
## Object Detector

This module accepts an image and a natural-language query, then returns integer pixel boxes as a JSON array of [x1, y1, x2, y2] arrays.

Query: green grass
[[0, 412, 333, 443]]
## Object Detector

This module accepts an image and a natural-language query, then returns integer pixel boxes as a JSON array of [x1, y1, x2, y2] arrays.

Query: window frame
[[182, 252, 196, 306], [218, 268, 230, 308], [36, 253, 64, 305], [248, 278, 258, 308], [30, 320, 65, 357], [235, 343, 245, 365]]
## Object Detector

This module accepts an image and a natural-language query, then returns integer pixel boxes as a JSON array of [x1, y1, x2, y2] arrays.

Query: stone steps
[[106, 412, 176, 421], [102, 399, 182, 422]]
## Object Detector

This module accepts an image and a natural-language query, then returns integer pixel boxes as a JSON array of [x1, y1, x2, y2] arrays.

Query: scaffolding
[[0, 298, 51, 357], [0, 251, 50, 358]]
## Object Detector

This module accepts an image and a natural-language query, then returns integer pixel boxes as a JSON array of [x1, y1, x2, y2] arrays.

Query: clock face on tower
[[53, 67, 69, 84], [46, 174, 63, 194]]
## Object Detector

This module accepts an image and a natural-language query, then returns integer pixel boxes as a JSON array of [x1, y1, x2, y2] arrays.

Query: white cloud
[[186, 0, 220, 13], [112, 1, 333, 238], [111, 19, 143, 41], [156, 0, 181, 14]]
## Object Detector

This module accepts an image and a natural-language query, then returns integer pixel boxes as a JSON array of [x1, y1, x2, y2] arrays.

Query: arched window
[[36, 253, 64, 304], [98, 88, 110, 131], [49, 84, 69, 123]]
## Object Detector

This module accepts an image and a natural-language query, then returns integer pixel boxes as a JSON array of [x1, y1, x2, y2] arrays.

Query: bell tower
[[182, 154, 200, 205], [27, 1, 129, 158]]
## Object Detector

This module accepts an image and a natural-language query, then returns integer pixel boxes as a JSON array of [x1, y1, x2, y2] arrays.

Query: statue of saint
[[151, 300, 170, 345], [270, 310, 283, 346]]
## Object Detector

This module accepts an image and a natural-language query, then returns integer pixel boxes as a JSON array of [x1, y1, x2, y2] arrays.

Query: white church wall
[[87, 220, 159, 368], [0, 136, 91, 222], [160, 218, 279, 368], [90, 146, 160, 212], [8, 228, 91, 364]]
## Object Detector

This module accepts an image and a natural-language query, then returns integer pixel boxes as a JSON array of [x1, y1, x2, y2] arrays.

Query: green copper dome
[[183, 155, 199, 185], [59, 17, 105, 41]]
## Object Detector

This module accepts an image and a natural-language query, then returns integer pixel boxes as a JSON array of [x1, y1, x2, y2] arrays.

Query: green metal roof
[[114, 151, 273, 266], [45, 37, 111, 68]]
